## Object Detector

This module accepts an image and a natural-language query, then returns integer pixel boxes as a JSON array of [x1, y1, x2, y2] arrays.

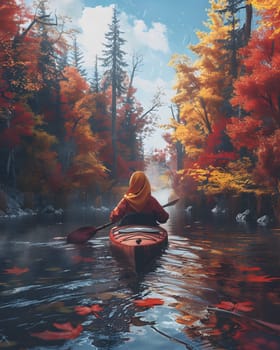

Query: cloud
[[134, 76, 174, 107], [119, 11, 169, 56], [76, 6, 169, 67], [132, 20, 169, 53], [133, 75, 174, 152], [47, 0, 84, 20], [78, 6, 114, 66]]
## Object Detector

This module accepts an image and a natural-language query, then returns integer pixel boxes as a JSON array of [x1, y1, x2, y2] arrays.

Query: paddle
[[66, 198, 179, 244]]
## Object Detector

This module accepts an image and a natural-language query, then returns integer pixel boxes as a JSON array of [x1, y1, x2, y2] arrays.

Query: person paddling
[[110, 171, 169, 226]]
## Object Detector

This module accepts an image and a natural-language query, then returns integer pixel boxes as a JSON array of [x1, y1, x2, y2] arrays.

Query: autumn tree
[[60, 66, 108, 193], [167, 0, 251, 196], [0, 1, 42, 186], [227, 0, 280, 193]]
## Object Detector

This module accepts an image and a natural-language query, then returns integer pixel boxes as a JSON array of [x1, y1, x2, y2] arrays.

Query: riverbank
[[0, 186, 279, 228]]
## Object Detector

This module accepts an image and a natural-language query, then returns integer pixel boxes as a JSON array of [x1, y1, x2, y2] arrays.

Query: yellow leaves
[[188, 167, 210, 183], [198, 86, 223, 103], [187, 158, 263, 195], [176, 313, 200, 327], [168, 0, 235, 174], [251, 0, 280, 11], [211, 0, 228, 11], [250, 0, 280, 38]]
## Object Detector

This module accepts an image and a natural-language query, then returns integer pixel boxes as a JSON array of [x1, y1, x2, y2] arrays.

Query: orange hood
[[124, 171, 151, 212]]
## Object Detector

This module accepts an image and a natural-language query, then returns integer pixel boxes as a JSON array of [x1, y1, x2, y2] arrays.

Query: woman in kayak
[[110, 171, 169, 226]]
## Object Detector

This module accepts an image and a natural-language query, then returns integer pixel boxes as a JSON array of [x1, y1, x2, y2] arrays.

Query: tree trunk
[[111, 67, 117, 179]]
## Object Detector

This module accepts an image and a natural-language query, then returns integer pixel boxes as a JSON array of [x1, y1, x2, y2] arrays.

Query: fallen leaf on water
[[72, 255, 95, 263], [31, 323, 83, 340], [246, 275, 280, 283], [75, 304, 103, 318], [215, 300, 254, 313], [238, 265, 261, 272], [215, 301, 235, 311], [4, 267, 29, 275], [176, 313, 199, 326], [52, 322, 74, 331], [235, 301, 254, 312], [91, 304, 103, 313], [134, 298, 164, 308], [75, 305, 92, 315]]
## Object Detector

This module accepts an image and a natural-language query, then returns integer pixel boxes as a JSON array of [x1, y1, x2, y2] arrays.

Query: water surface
[[0, 208, 279, 349]]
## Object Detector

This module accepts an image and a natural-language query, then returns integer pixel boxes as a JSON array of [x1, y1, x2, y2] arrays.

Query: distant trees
[[0, 1, 163, 206], [99, 6, 162, 180]]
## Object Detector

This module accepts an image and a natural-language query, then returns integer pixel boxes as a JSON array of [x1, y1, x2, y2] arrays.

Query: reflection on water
[[0, 208, 279, 349]]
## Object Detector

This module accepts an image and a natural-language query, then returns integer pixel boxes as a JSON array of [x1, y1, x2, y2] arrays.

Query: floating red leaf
[[75, 305, 92, 315], [31, 323, 83, 340], [215, 301, 254, 312], [235, 301, 254, 312], [4, 266, 29, 275], [134, 298, 164, 307], [246, 275, 280, 283], [215, 301, 235, 311], [75, 304, 103, 317], [53, 322, 75, 331], [72, 255, 95, 263], [91, 304, 104, 313], [238, 265, 262, 272]]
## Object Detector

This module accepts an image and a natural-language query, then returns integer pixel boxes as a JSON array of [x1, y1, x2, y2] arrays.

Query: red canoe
[[109, 225, 168, 271]]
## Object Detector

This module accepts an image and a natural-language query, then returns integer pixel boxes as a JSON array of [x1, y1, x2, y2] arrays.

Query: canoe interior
[[109, 225, 168, 272]]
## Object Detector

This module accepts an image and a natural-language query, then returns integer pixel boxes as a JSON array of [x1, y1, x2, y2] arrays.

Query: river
[[0, 205, 279, 349]]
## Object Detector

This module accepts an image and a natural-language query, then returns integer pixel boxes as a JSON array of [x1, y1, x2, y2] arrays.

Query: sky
[[26, 0, 211, 153]]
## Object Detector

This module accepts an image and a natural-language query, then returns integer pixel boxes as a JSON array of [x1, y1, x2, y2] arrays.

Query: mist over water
[[145, 162, 174, 205]]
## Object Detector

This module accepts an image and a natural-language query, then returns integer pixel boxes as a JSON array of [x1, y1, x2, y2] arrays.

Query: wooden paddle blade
[[66, 226, 97, 244], [162, 198, 180, 208]]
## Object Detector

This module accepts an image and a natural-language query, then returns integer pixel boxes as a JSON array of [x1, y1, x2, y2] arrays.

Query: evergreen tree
[[218, 0, 252, 79], [101, 6, 128, 179], [71, 36, 87, 78], [90, 55, 100, 93], [29, 0, 66, 138]]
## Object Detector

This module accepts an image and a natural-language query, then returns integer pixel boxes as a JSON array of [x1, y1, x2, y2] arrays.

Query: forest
[[0, 0, 280, 223]]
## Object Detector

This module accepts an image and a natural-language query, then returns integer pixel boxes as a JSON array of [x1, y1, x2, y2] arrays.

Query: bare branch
[[13, 14, 58, 47]]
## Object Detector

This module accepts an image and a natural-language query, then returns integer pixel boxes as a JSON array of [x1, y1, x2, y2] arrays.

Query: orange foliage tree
[[60, 67, 108, 193]]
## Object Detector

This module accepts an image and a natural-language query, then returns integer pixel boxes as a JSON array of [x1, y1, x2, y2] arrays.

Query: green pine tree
[[101, 6, 128, 179]]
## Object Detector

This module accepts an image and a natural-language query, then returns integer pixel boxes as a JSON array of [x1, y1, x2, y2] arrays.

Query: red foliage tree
[[228, 23, 280, 190]]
